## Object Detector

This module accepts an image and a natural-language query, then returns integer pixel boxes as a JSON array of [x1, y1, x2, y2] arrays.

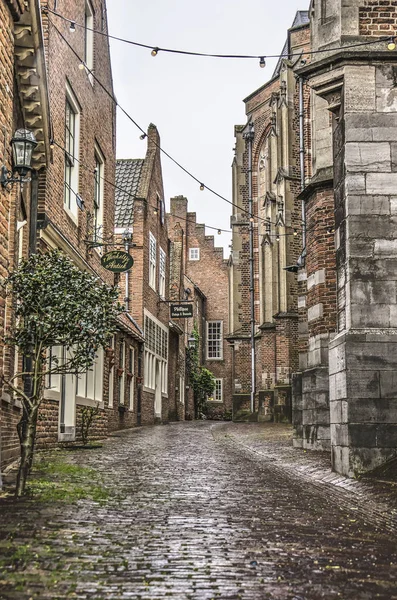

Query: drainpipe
[[124, 239, 130, 312], [137, 342, 143, 426], [243, 122, 256, 414], [24, 170, 39, 431], [122, 229, 133, 312], [299, 76, 306, 248]]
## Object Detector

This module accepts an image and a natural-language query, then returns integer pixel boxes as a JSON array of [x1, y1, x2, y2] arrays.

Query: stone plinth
[[329, 332, 397, 476]]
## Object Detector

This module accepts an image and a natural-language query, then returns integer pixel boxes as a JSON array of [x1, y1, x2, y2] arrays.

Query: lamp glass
[[11, 129, 37, 176]]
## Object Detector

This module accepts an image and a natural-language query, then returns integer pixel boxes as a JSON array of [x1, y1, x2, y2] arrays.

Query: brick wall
[[36, 0, 119, 447], [305, 188, 337, 339], [229, 21, 310, 413], [0, 0, 28, 471], [359, 2, 397, 36], [168, 196, 233, 415]]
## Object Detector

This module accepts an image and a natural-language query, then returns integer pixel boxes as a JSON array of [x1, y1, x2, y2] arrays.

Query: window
[[108, 336, 115, 408], [94, 147, 104, 244], [64, 86, 80, 218], [128, 346, 134, 411], [214, 379, 223, 402], [159, 197, 165, 226], [149, 232, 157, 290], [159, 248, 166, 299], [76, 347, 103, 402], [144, 311, 168, 394], [189, 248, 200, 261], [118, 341, 125, 405], [179, 376, 185, 405], [207, 321, 223, 360], [84, 0, 94, 82]]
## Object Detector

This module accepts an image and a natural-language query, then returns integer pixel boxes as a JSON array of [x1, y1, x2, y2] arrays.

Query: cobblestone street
[[1, 422, 397, 599]]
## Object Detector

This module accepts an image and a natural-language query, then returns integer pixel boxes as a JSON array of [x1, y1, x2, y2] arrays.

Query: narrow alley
[[1, 422, 396, 599]]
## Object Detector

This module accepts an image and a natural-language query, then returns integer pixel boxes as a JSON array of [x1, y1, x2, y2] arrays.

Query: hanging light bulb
[[276, 233, 280, 242], [50, 139, 55, 149], [139, 133, 147, 140], [69, 21, 76, 33], [250, 216, 254, 223], [293, 229, 298, 236], [217, 229, 221, 235], [153, 207, 158, 215], [78, 62, 85, 70], [151, 47, 159, 57], [388, 37, 396, 51], [200, 183, 205, 191], [259, 56, 266, 69]]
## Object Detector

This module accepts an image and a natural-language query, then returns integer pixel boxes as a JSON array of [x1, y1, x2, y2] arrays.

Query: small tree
[[2, 250, 123, 497], [186, 326, 216, 418], [80, 403, 100, 447]]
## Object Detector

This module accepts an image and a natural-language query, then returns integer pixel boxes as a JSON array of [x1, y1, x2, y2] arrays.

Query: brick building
[[0, 0, 139, 472], [115, 125, 175, 425], [168, 196, 232, 419], [229, 12, 311, 421], [243, 0, 397, 477], [0, 0, 51, 471], [296, 0, 397, 475]]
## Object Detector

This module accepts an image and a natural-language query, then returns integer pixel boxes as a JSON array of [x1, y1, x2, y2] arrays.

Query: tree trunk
[[15, 403, 39, 498]]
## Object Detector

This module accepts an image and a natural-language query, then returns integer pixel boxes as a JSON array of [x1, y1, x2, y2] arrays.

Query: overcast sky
[[107, 1, 308, 252]]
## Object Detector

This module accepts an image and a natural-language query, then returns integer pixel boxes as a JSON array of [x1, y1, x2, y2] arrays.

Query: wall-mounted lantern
[[188, 334, 197, 349], [1, 129, 37, 189]]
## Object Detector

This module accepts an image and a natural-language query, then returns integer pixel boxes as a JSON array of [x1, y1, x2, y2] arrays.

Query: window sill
[[64, 205, 78, 225], [76, 396, 104, 409], [44, 389, 61, 402], [1, 392, 23, 410]]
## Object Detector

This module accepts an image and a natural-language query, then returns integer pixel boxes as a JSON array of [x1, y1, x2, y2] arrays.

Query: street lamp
[[188, 334, 197, 349], [1, 129, 38, 189]]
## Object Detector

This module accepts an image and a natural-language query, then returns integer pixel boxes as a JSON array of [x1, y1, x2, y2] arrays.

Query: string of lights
[[51, 139, 232, 234], [49, 18, 307, 234], [46, 7, 397, 69], [56, 139, 332, 241]]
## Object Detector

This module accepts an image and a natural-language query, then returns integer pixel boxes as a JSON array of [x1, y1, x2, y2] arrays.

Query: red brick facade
[[359, 1, 397, 35], [168, 196, 233, 418], [229, 16, 310, 421]]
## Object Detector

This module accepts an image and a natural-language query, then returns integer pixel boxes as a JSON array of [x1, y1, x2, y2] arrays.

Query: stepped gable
[[115, 159, 144, 228]]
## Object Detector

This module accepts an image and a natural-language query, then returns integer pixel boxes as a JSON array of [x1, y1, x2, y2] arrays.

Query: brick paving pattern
[[1, 422, 397, 599]]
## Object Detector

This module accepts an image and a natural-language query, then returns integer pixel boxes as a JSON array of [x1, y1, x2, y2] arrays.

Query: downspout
[[299, 76, 306, 248], [124, 238, 130, 312], [244, 122, 256, 414], [24, 170, 39, 428]]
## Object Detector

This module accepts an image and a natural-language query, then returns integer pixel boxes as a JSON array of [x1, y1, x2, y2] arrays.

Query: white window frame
[[64, 84, 80, 221], [118, 340, 126, 405], [143, 310, 168, 395], [211, 378, 223, 402], [189, 247, 200, 261], [84, 0, 94, 84], [149, 232, 157, 291], [76, 347, 104, 405], [159, 247, 166, 299], [128, 346, 135, 411], [108, 335, 115, 408], [93, 144, 105, 249], [206, 320, 223, 360]]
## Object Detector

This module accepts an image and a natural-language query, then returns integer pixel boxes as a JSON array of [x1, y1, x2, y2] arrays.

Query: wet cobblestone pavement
[[1, 421, 397, 599]]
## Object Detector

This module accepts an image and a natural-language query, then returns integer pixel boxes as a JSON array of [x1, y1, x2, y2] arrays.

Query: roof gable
[[115, 159, 144, 228]]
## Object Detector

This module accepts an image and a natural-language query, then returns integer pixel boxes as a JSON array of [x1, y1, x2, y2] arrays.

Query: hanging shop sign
[[170, 303, 194, 319], [101, 250, 134, 273]]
